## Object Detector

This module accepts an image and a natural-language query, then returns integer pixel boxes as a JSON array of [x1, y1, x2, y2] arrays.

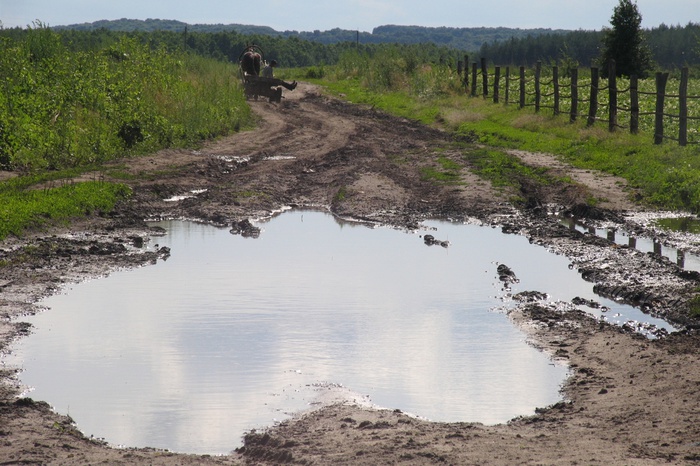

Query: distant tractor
[[238, 45, 297, 103]]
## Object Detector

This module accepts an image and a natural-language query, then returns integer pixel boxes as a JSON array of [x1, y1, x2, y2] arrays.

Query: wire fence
[[456, 56, 700, 146]]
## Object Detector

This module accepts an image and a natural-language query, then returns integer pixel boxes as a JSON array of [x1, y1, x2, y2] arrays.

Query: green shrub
[[0, 25, 251, 172]]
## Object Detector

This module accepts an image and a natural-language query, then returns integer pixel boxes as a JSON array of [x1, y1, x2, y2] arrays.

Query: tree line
[[1, 25, 461, 69], [50, 18, 568, 52], [480, 22, 700, 70], [40, 17, 700, 71]]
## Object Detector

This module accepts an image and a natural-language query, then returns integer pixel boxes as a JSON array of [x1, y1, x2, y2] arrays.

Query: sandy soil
[[1, 83, 700, 465]]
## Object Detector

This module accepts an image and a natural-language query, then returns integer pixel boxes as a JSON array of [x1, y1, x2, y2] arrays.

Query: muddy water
[[9, 211, 669, 454]]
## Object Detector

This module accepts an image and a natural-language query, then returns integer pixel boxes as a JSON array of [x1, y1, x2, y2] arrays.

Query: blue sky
[[0, 0, 697, 32]]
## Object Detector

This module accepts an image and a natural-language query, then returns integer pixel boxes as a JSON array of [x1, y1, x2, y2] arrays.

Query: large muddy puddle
[[7, 210, 672, 454]]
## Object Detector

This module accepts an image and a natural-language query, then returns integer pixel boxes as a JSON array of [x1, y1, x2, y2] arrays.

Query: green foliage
[[479, 23, 700, 70], [688, 295, 700, 317], [54, 19, 570, 53], [321, 47, 463, 124], [0, 25, 250, 172], [34, 18, 700, 71], [334, 186, 348, 202], [0, 179, 131, 239], [599, 0, 654, 78]]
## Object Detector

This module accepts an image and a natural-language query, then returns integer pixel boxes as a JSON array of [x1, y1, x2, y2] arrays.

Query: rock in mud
[[571, 296, 602, 309], [87, 242, 128, 255], [422, 234, 449, 247], [230, 219, 261, 238], [514, 290, 549, 302], [497, 264, 519, 284]]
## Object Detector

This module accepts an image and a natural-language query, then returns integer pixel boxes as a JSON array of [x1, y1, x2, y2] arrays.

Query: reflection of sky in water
[[10, 211, 663, 454]]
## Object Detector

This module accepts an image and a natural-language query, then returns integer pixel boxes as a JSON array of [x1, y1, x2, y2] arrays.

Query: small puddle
[[560, 216, 700, 272], [6, 211, 673, 454]]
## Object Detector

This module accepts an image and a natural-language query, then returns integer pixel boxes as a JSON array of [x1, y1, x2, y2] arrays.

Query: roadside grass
[[318, 78, 443, 125], [0, 26, 254, 239], [0, 178, 131, 240], [313, 68, 700, 213]]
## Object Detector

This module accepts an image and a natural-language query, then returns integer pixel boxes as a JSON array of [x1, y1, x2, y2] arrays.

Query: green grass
[[420, 156, 464, 184], [688, 294, 700, 318], [0, 28, 252, 172], [320, 78, 442, 125], [452, 99, 700, 211], [464, 148, 552, 188], [0, 179, 131, 240]]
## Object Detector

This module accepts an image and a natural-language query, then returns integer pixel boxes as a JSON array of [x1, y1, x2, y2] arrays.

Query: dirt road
[[1, 83, 700, 465]]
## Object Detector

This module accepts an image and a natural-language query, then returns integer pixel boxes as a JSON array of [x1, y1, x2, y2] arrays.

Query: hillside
[[52, 18, 571, 51]]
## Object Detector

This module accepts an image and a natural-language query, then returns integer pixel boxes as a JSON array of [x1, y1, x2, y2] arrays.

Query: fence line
[[457, 56, 699, 146]]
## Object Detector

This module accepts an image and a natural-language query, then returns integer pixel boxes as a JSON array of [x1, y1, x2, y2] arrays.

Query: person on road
[[262, 60, 276, 78], [260, 60, 298, 91]]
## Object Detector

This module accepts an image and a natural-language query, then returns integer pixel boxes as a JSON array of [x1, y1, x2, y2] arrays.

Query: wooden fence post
[[608, 60, 617, 132], [535, 61, 542, 112], [680, 67, 689, 146], [505, 66, 510, 105], [471, 62, 478, 97], [493, 66, 501, 103], [630, 75, 639, 134], [481, 57, 488, 97], [588, 67, 599, 127], [519, 66, 526, 109], [570, 68, 578, 123], [654, 71, 669, 145], [553, 66, 560, 116], [463, 54, 469, 91]]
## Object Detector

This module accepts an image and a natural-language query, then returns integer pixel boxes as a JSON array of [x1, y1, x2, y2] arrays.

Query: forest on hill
[[2, 22, 461, 69], [49, 18, 700, 69], [53, 19, 567, 53]]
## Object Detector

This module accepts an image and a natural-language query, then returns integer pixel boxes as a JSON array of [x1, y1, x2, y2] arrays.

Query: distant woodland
[[4, 18, 699, 69], [53, 19, 568, 51]]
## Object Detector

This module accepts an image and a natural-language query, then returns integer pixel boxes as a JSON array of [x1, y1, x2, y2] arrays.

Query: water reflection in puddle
[[8, 211, 669, 454], [560, 217, 700, 272]]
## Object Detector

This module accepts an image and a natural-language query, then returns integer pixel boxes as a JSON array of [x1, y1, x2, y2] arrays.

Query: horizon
[[1, 1, 697, 33], [50, 18, 586, 33]]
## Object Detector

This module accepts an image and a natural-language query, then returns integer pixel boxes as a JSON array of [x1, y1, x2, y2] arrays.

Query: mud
[[1, 83, 700, 465]]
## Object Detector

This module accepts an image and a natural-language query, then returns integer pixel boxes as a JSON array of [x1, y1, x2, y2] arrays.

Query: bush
[[0, 25, 251, 172]]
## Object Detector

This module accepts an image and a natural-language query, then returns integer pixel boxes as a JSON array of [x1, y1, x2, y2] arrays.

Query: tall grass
[[0, 23, 251, 239], [0, 22, 251, 172]]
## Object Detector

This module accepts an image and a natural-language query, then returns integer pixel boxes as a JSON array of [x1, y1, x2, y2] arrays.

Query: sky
[[0, 0, 697, 32]]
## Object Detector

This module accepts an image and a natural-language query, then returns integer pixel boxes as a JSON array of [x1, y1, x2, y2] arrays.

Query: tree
[[599, 0, 654, 78]]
